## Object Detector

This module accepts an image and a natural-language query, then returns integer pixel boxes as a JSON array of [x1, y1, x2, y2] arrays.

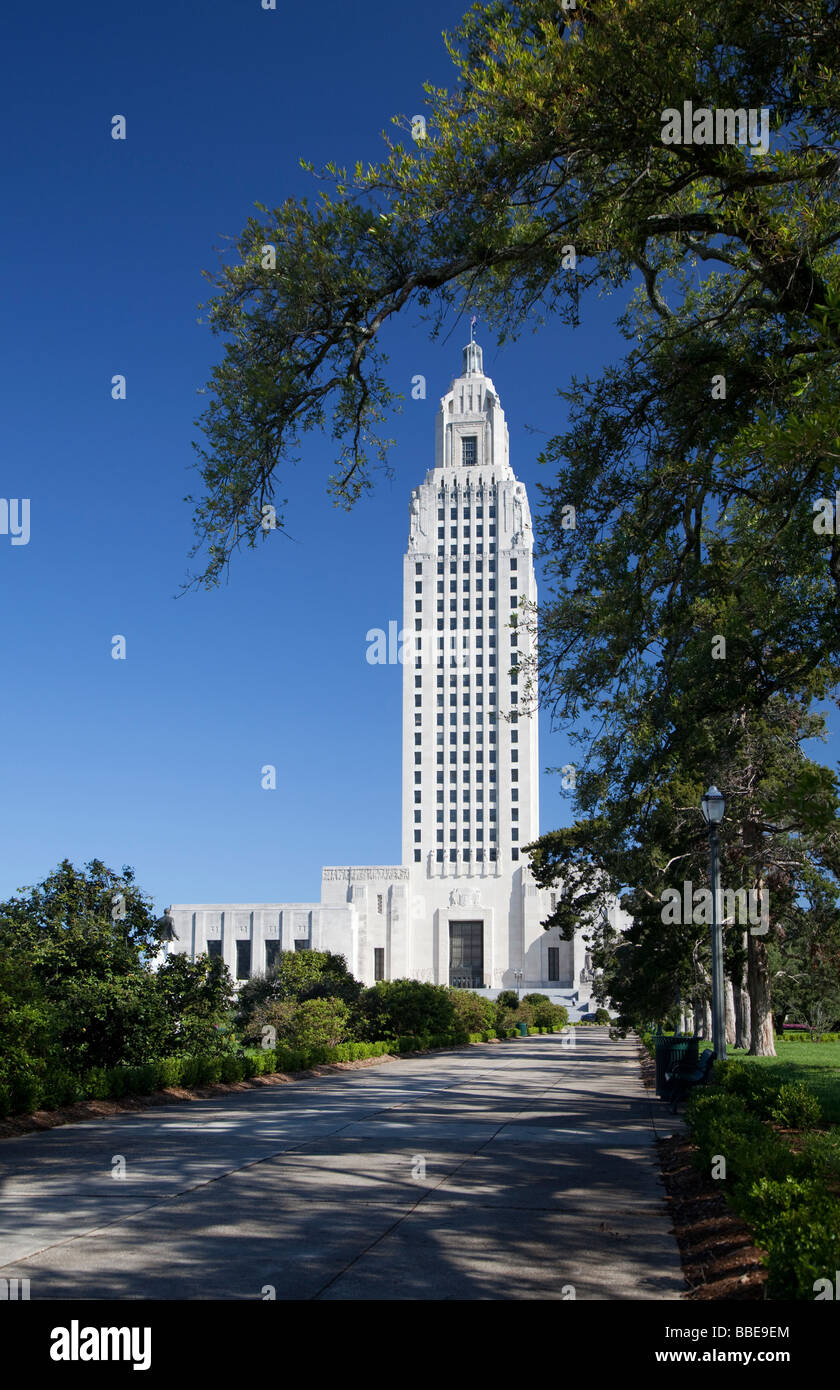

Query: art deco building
[[166, 340, 610, 1009]]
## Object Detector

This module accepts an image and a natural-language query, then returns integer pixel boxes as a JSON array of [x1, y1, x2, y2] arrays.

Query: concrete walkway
[[0, 1030, 686, 1300]]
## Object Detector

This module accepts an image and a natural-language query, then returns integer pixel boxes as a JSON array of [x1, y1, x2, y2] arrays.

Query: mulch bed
[[639, 1048, 768, 1300], [0, 1053, 398, 1142]]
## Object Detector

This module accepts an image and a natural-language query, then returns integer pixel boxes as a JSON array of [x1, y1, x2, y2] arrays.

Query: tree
[[0, 859, 168, 1070], [185, 2, 840, 1048], [188, 0, 840, 596], [152, 953, 236, 1057], [529, 696, 840, 1053], [770, 868, 840, 1035]]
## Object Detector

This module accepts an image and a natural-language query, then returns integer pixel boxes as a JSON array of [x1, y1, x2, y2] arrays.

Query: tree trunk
[[748, 932, 776, 1056], [703, 999, 713, 1040], [734, 933, 751, 1049], [724, 977, 736, 1046], [693, 992, 708, 1038]]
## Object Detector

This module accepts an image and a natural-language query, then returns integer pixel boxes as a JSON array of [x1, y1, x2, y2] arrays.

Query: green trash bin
[[655, 1036, 698, 1096], [517, 1021, 528, 1036]]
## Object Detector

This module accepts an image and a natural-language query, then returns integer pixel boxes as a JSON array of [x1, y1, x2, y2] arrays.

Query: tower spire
[[462, 317, 483, 376]]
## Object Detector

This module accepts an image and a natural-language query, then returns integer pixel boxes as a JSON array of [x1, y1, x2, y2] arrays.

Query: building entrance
[[449, 920, 484, 988]]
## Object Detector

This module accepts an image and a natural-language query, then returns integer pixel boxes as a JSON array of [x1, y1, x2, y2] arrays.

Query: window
[[374, 947, 385, 982], [265, 940, 281, 972], [548, 946, 560, 982], [236, 941, 252, 980], [377, 893, 384, 913], [207, 939, 222, 960], [415, 563, 423, 574], [294, 939, 309, 952], [414, 849, 421, 862], [462, 436, 477, 466]]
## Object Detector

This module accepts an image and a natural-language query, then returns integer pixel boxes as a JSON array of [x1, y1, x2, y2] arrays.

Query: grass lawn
[[730, 1040, 840, 1124]]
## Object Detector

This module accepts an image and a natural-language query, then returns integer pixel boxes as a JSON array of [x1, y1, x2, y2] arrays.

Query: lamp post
[[701, 785, 727, 1061], [514, 968, 523, 1000]]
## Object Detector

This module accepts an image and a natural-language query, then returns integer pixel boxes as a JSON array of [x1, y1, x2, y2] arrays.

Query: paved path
[[0, 1030, 685, 1300]]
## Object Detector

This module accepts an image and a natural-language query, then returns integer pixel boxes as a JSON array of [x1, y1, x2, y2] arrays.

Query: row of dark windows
[[206, 937, 310, 980], [206, 936, 559, 984], [438, 526, 496, 540], [438, 502, 495, 520]]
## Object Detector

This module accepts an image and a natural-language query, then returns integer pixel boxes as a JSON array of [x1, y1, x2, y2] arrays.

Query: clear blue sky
[[1, 1, 832, 914]]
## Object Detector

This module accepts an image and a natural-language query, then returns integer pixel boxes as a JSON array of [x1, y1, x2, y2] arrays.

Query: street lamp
[[700, 785, 726, 1061], [514, 968, 523, 1000]]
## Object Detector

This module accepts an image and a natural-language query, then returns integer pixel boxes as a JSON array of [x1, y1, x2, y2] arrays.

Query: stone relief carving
[[448, 889, 482, 908]]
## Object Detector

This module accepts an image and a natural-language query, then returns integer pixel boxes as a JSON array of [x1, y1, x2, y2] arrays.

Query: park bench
[[663, 1047, 716, 1112]]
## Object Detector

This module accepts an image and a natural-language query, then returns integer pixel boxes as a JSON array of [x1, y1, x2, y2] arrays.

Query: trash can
[[517, 1021, 528, 1036], [655, 1036, 698, 1096]]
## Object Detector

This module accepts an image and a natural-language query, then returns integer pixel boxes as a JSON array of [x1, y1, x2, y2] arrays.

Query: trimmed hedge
[[684, 1061, 840, 1298], [779, 1032, 840, 1043], [1, 1023, 574, 1119]]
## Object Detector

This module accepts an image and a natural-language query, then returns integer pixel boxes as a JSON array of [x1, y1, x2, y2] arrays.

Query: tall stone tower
[[400, 334, 552, 990], [167, 335, 600, 1007]]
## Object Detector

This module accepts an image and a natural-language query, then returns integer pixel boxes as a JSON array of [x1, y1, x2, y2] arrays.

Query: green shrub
[[449, 988, 496, 1034], [496, 991, 520, 1011], [80, 1066, 109, 1100], [156, 1057, 186, 1087], [360, 979, 455, 1041], [595, 1008, 611, 1024], [686, 1090, 794, 1193], [38, 1068, 78, 1110], [219, 1056, 242, 1083], [770, 1082, 822, 1129], [8, 1072, 42, 1114], [712, 1060, 777, 1116], [746, 1178, 840, 1299], [796, 1129, 840, 1182], [532, 1002, 569, 1029], [287, 997, 351, 1050]]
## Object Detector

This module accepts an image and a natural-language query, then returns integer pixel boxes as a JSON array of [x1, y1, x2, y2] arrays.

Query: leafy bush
[[359, 979, 454, 1040], [532, 1001, 569, 1029], [711, 1060, 777, 1116], [796, 1129, 840, 1182], [0, 1071, 43, 1116], [449, 989, 496, 1034], [745, 1177, 840, 1299], [686, 1090, 794, 1194], [235, 951, 363, 1032], [496, 990, 520, 1011], [770, 1082, 822, 1129], [287, 997, 351, 1049], [521, 993, 550, 1006], [595, 1008, 611, 1024]]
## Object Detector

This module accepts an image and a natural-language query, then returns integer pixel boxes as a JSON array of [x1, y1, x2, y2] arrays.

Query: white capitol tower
[[166, 338, 611, 1008]]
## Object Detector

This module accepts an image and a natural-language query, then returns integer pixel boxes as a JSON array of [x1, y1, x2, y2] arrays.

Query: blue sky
[[1, 1, 831, 914]]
